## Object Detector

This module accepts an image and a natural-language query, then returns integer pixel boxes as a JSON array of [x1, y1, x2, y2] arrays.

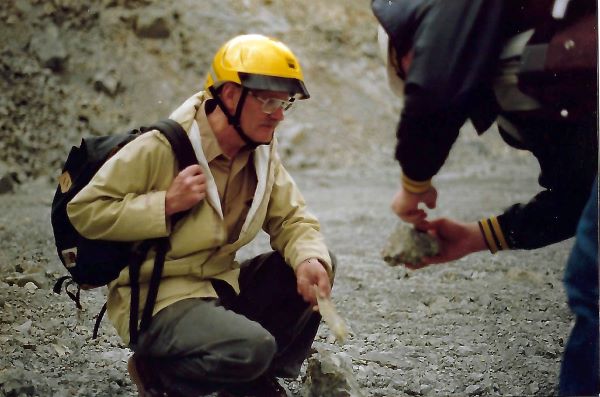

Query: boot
[[128, 354, 170, 397]]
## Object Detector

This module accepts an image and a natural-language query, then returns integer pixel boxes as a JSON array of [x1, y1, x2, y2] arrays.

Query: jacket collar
[[169, 91, 273, 224]]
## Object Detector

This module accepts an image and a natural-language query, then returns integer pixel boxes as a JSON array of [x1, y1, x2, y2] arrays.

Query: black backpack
[[51, 119, 198, 343]]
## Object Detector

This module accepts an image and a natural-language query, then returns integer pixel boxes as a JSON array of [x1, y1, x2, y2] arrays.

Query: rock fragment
[[29, 24, 68, 72], [0, 173, 16, 194], [93, 70, 121, 97], [303, 349, 365, 397], [134, 11, 170, 38], [381, 223, 439, 265], [4, 272, 47, 289]]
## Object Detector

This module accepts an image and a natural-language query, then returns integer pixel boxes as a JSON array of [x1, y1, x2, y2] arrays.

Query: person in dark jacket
[[372, 0, 598, 395]]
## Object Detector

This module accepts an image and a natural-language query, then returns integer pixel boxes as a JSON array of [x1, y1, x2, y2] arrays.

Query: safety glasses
[[249, 91, 295, 114]]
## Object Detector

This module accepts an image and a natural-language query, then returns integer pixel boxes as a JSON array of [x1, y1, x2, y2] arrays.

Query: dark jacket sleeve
[[396, 0, 505, 181], [487, 117, 598, 250]]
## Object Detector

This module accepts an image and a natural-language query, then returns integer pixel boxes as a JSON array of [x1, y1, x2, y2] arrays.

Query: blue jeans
[[559, 178, 599, 396]]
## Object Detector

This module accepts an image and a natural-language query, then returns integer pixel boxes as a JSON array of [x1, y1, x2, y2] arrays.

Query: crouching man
[[67, 34, 335, 397]]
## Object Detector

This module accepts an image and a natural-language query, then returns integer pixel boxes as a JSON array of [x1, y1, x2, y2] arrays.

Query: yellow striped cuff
[[478, 217, 509, 254], [401, 174, 432, 194], [489, 216, 509, 250]]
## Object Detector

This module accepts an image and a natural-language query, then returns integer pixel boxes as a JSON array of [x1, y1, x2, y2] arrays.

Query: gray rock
[[4, 272, 47, 289], [0, 371, 36, 396], [93, 70, 121, 97], [14, 319, 32, 333], [303, 349, 365, 397], [29, 24, 68, 72], [466, 384, 483, 395], [0, 173, 16, 194], [14, 0, 32, 15], [134, 11, 170, 38], [381, 223, 439, 265]]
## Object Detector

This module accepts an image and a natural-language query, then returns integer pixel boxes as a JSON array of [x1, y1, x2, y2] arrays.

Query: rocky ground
[[0, 154, 575, 397], [0, 0, 578, 396]]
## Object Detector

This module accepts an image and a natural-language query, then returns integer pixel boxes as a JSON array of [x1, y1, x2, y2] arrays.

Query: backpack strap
[[127, 119, 198, 345], [53, 276, 83, 310], [93, 302, 108, 339], [149, 119, 197, 167], [139, 238, 169, 335], [128, 239, 155, 344], [147, 119, 199, 225]]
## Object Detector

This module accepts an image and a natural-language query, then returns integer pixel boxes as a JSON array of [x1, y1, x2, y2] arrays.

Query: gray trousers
[[131, 251, 336, 396]]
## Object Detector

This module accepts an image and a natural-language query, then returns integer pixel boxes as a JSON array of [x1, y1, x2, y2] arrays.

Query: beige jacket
[[67, 92, 331, 344]]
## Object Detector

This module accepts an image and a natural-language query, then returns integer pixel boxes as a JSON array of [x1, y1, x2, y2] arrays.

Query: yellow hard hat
[[205, 34, 310, 99]]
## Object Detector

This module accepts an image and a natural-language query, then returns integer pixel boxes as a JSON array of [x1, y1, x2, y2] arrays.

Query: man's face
[[238, 89, 290, 144]]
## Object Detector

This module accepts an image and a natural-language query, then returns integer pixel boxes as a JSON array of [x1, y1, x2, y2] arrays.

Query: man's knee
[[232, 330, 277, 381]]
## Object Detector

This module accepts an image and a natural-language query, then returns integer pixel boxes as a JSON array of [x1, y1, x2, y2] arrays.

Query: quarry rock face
[[0, 1, 573, 396]]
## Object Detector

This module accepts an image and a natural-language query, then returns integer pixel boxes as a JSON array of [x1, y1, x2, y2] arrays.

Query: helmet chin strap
[[209, 86, 266, 150]]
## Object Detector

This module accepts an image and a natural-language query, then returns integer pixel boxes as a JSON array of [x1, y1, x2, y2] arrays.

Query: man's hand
[[296, 258, 331, 308], [405, 218, 487, 270], [391, 185, 437, 229], [165, 165, 206, 216]]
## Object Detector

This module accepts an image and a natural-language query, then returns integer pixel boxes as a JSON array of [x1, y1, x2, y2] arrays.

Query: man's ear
[[219, 83, 240, 113], [400, 49, 414, 78]]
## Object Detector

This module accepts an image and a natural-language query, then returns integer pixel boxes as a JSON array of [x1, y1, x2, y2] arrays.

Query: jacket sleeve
[[479, 119, 598, 251], [396, 0, 505, 186], [479, 185, 594, 252], [262, 157, 332, 275], [67, 132, 175, 241]]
